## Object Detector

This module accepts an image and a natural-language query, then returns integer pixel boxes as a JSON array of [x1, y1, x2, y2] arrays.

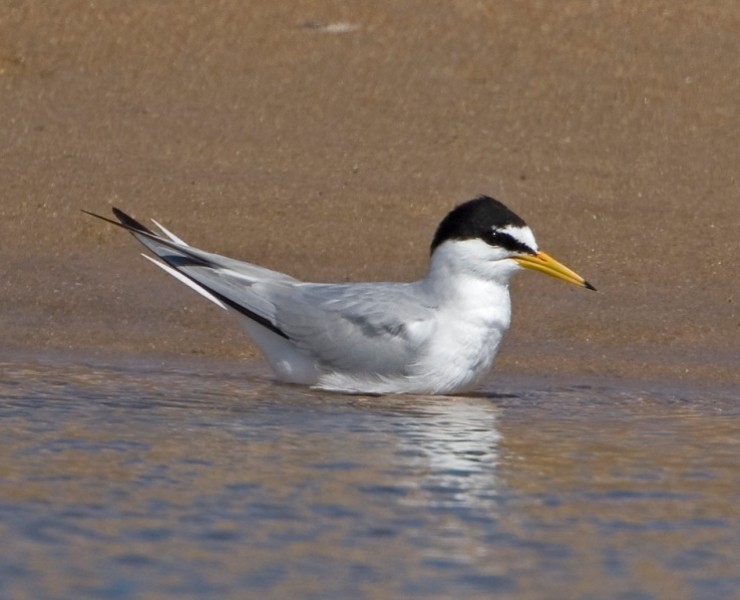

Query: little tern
[[85, 196, 595, 394]]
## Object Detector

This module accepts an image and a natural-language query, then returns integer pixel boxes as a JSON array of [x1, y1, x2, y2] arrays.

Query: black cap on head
[[430, 196, 531, 255]]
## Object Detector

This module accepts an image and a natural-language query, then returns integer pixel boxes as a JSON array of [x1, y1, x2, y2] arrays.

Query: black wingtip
[[584, 281, 597, 291], [81, 208, 120, 227], [82, 207, 157, 236], [111, 207, 154, 234]]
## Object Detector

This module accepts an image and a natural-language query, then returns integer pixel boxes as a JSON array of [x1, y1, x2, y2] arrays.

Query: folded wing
[[86, 208, 436, 377], [272, 283, 436, 375]]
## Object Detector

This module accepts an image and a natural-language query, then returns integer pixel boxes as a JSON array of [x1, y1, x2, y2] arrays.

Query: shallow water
[[0, 357, 738, 600]]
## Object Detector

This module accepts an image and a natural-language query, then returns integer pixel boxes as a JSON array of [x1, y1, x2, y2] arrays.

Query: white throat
[[422, 238, 522, 301]]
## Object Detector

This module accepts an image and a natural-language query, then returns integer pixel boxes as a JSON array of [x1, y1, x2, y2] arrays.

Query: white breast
[[409, 275, 512, 393]]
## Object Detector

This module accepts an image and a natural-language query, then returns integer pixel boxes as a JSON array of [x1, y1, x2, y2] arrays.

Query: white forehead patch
[[500, 225, 538, 253]]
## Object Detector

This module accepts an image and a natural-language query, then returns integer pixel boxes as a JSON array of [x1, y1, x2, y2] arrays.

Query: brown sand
[[1, 1, 738, 385]]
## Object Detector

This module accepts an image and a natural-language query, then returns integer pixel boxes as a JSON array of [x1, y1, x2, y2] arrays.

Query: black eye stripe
[[487, 230, 535, 254]]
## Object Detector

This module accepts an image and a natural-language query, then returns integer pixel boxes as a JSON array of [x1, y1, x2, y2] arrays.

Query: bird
[[84, 195, 595, 395]]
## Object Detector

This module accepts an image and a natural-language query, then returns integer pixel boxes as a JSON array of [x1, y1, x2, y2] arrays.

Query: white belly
[[410, 303, 510, 393], [315, 292, 512, 395]]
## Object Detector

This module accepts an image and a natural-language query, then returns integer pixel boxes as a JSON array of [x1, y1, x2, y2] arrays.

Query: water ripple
[[0, 356, 737, 599]]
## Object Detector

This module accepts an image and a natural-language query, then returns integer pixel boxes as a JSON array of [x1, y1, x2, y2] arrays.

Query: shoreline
[[3, 342, 736, 394]]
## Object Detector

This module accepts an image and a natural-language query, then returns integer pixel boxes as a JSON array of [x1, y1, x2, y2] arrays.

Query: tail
[[83, 207, 291, 339]]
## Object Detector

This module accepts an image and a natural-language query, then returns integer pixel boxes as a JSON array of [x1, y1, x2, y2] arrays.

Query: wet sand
[[1, 1, 738, 385]]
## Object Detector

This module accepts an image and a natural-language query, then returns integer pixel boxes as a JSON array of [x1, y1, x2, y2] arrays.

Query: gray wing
[[88, 208, 436, 374], [270, 283, 437, 375], [86, 208, 298, 338], [119, 209, 297, 283]]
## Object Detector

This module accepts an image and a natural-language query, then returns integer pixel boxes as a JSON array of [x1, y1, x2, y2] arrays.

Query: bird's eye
[[487, 230, 503, 243]]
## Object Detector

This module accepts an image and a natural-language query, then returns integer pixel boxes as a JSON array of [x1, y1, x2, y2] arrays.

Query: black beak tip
[[584, 280, 597, 291]]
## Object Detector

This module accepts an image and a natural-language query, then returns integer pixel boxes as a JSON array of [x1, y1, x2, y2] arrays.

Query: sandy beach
[[1, 1, 738, 386]]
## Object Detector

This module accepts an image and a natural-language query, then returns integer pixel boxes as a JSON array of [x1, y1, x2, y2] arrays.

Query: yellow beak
[[513, 251, 596, 290]]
